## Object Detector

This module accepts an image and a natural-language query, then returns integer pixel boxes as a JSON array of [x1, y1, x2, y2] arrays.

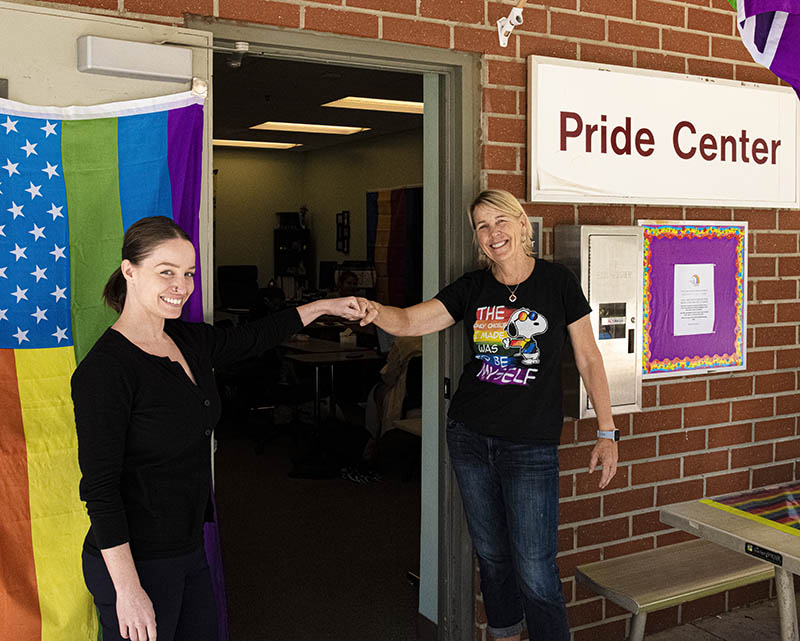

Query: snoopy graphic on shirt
[[472, 305, 549, 386]]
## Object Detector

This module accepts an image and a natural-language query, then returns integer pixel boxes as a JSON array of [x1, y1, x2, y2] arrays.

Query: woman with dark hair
[[357, 190, 619, 641], [72, 216, 363, 641]]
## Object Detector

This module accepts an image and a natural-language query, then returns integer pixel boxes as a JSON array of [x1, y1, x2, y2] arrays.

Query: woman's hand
[[356, 298, 380, 326], [99, 544, 156, 640], [589, 438, 618, 489], [115, 584, 156, 641], [297, 297, 364, 326], [325, 296, 365, 321]]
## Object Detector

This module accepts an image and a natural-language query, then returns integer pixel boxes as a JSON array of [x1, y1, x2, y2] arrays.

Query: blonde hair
[[468, 190, 534, 267]]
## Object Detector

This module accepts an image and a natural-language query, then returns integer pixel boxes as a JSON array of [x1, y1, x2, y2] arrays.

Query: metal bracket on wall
[[0, 79, 7, 99]]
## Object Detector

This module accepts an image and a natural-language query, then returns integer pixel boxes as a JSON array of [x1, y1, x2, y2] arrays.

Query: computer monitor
[[337, 260, 376, 289]]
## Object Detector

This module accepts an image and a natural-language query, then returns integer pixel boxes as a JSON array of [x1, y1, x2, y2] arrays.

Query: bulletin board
[[639, 220, 748, 378]]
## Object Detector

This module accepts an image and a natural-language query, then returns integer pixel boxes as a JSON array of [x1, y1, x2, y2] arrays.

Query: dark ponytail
[[102, 216, 192, 313], [102, 267, 127, 313]]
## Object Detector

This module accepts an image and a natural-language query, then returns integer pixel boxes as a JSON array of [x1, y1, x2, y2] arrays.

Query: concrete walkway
[[647, 598, 793, 641]]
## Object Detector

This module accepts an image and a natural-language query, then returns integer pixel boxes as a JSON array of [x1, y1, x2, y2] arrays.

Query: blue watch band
[[597, 429, 620, 441]]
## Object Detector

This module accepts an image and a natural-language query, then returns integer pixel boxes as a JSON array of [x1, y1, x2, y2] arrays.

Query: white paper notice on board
[[674, 263, 715, 336]]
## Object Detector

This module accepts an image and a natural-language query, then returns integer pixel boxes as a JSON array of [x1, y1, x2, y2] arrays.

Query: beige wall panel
[[302, 128, 423, 264], [213, 148, 305, 288], [212, 128, 422, 292]]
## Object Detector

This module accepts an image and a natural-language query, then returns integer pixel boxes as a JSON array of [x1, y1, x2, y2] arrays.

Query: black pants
[[82, 546, 218, 641]]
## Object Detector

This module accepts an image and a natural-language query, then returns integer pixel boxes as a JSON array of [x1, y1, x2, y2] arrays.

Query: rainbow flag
[[729, 0, 800, 99], [0, 92, 205, 641], [366, 186, 423, 307]]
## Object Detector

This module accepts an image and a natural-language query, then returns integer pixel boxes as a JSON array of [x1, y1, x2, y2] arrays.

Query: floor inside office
[[647, 598, 800, 641], [214, 424, 423, 641], [213, 418, 797, 641]]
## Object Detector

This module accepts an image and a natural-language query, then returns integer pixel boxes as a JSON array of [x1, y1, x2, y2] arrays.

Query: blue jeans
[[446, 419, 568, 640]]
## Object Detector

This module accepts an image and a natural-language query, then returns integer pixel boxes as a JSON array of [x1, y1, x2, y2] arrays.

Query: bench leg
[[629, 611, 647, 641], [775, 567, 799, 641]]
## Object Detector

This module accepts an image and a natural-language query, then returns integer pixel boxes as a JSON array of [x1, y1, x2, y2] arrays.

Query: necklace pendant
[[508, 294, 517, 303]]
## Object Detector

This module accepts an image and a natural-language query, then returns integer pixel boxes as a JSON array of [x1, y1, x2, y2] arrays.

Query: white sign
[[528, 57, 799, 208], [673, 263, 715, 336]]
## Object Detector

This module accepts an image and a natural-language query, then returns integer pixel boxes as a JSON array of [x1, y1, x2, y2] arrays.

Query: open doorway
[[210, 53, 426, 640], [186, 15, 482, 640]]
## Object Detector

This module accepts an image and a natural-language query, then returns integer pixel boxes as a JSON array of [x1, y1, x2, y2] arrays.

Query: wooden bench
[[575, 539, 774, 641]]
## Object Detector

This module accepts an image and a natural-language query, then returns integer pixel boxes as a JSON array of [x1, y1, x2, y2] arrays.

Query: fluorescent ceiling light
[[249, 121, 370, 135], [322, 96, 424, 115], [213, 139, 300, 149]]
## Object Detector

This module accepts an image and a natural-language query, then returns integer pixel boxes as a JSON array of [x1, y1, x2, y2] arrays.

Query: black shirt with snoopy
[[435, 259, 591, 444]]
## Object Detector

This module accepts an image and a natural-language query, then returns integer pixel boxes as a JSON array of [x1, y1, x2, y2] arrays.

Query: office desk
[[284, 350, 382, 478], [661, 482, 800, 641], [285, 350, 382, 425]]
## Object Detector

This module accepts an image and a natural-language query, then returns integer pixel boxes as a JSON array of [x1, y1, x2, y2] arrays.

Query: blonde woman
[[358, 190, 618, 641]]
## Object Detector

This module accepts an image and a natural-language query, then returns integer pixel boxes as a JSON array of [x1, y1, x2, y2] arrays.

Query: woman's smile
[[160, 294, 185, 307]]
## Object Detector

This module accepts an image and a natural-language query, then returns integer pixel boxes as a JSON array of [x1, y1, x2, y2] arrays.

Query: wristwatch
[[597, 429, 620, 441]]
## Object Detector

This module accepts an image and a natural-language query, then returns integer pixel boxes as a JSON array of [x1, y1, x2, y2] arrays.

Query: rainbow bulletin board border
[[640, 221, 747, 377], [701, 482, 800, 539]]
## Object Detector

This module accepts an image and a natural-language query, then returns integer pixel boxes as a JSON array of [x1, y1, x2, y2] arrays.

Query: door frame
[[184, 16, 480, 640]]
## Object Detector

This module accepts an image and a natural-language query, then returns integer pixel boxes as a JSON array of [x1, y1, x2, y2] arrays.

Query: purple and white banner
[[736, 0, 800, 99]]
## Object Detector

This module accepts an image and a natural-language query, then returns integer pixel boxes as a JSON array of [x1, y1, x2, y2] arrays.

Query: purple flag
[[736, 0, 800, 98]]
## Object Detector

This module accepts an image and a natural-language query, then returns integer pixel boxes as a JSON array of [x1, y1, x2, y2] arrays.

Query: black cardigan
[[72, 308, 302, 559]]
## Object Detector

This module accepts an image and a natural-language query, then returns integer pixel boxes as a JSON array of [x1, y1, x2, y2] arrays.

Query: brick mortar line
[[118, 9, 185, 24], [567, 462, 796, 521], [628, 389, 794, 411], [569, 612, 631, 632], [29, 0, 180, 24], [482, 47, 760, 67], [637, 0, 734, 9], [751, 300, 800, 305], [483, 82, 529, 91], [668, 369, 769, 381], [559, 530, 664, 556], [557, 525, 662, 553], [552, 3, 735, 20], [299, 3, 413, 19], [485, 112, 526, 119], [482, 141, 526, 147], [18, 0, 114, 16], [560, 445, 793, 482]]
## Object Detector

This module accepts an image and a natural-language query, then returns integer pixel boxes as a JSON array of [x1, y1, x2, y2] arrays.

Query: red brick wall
[[38, 1, 797, 639]]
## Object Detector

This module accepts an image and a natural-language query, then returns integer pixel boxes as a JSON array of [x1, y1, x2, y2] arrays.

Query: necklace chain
[[505, 282, 520, 303], [494, 261, 533, 304]]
